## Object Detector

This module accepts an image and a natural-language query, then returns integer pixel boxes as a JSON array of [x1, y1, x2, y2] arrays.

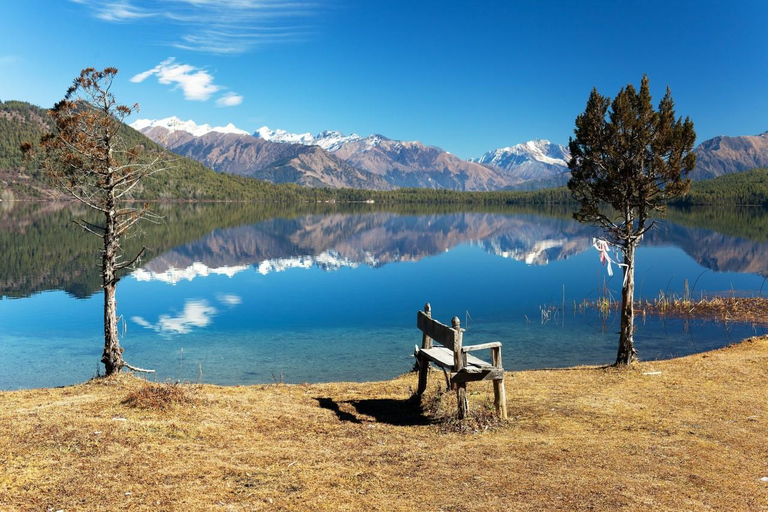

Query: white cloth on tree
[[592, 238, 629, 286]]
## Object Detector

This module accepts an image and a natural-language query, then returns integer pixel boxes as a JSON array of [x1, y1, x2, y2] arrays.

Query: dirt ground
[[1, 336, 767, 511]]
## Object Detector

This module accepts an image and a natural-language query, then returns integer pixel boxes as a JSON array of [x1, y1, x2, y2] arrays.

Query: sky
[[2, 0, 767, 159]]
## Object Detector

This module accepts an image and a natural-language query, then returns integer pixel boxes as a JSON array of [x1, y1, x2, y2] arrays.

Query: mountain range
[[134, 117, 768, 191], [689, 131, 768, 180], [471, 140, 572, 190], [138, 124, 390, 190], [0, 101, 375, 202], [136, 118, 518, 191], [2, 98, 766, 197]]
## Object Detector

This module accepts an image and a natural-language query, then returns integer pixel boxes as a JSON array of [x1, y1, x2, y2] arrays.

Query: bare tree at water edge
[[567, 75, 696, 365], [22, 67, 168, 375]]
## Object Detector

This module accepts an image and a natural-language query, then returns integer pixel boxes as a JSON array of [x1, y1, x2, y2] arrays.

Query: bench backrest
[[417, 304, 464, 372], [417, 311, 462, 350]]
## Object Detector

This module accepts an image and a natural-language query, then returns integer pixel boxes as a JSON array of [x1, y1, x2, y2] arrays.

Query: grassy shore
[[1, 336, 767, 511]]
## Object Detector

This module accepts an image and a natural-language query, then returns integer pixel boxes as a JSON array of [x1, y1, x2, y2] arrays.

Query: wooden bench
[[414, 302, 507, 419]]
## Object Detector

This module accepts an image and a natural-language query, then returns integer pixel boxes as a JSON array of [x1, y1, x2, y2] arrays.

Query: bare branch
[[115, 246, 146, 271], [72, 219, 105, 239], [123, 361, 156, 374]]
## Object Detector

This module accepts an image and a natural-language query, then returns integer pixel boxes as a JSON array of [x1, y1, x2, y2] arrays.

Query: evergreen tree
[[567, 75, 696, 365]]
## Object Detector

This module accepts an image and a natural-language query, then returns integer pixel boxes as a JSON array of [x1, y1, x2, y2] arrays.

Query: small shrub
[[122, 382, 195, 410], [422, 386, 503, 434]]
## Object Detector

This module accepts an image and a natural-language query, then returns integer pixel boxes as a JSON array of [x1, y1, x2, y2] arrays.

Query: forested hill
[[674, 167, 768, 206], [0, 101, 365, 202], [0, 101, 49, 170]]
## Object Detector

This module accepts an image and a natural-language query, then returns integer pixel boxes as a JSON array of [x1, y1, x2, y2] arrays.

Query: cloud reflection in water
[[133, 299, 219, 335]]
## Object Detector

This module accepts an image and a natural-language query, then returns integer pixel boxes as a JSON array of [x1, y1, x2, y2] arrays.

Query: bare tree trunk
[[101, 187, 123, 375], [616, 242, 638, 365]]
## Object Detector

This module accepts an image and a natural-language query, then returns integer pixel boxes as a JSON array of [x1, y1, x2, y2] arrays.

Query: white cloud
[[132, 299, 218, 335], [131, 58, 227, 102], [94, 1, 154, 21], [129, 67, 159, 83], [216, 92, 243, 107], [71, 0, 327, 54]]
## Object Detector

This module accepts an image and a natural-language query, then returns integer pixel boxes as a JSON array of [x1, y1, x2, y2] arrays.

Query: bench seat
[[418, 346, 490, 369], [416, 346, 505, 383]]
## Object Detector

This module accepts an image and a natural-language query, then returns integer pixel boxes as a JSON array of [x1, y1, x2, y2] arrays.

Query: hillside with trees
[[673, 167, 768, 206], [1, 101, 363, 203]]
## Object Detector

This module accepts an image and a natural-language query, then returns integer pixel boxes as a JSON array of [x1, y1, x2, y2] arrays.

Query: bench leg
[[416, 353, 429, 396], [493, 376, 508, 419], [457, 383, 468, 419]]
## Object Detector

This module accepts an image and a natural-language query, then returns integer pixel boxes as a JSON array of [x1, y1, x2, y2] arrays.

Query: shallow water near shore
[[1, 203, 766, 389]]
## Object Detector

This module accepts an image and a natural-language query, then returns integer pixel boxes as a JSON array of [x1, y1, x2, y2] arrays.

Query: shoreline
[[2, 335, 766, 509], [1, 332, 765, 392]]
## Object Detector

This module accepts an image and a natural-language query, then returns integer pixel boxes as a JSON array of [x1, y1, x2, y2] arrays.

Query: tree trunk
[[616, 242, 638, 365], [101, 189, 123, 375]]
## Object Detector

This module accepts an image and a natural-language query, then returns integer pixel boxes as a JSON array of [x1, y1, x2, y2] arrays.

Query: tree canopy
[[568, 75, 696, 241]]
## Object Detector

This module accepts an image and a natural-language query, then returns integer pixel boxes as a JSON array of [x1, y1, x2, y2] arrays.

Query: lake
[[1, 202, 766, 389]]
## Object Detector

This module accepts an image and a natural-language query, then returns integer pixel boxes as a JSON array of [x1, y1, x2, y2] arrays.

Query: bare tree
[[23, 67, 168, 375], [567, 75, 696, 365]]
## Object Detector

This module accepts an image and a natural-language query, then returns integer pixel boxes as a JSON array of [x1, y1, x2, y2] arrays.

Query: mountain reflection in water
[[1, 203, 767, 297], [131, 210, 768, 284], [1, 203, 766, 389]]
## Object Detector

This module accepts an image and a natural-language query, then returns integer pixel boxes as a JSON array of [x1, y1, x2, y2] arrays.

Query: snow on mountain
[[256, 251, 361, 275], [313, 130, 365, 151], [254, 126, 364, 151], [473, 139, 570, 169], [131, 262, 250, 285], [254, 126, 315, 145], [130, 116, 250, 137], [471, 139, 571, 187]]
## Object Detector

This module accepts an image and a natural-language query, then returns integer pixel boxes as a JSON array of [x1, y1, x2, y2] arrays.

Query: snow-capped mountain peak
[[130, 116, 250, 137], [470, 139, 572, 186], [253, 126, 364, 151], [313, 130, 363, 151], [254, 126, 315, 145], [473, 139, 571, 169]]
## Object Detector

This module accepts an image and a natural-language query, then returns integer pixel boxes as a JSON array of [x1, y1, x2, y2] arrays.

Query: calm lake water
[[1, 203, 766, 389]]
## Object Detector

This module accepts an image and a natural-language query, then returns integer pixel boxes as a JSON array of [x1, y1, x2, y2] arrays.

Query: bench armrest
[[461, 342, 502, 353]]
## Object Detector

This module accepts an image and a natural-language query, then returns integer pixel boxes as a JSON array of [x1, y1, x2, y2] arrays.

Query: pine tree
[[567, 75, 696, 365]]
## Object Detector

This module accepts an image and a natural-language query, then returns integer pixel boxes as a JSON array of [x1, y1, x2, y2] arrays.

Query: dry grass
[[641, 296, 768, 326], [582, 295, 768, 327], [122, 382, 197, 410], [1, 337, 768, 511]]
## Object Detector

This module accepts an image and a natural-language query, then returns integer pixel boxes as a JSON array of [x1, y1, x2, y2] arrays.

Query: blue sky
[[2, 0, 767, 159]]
